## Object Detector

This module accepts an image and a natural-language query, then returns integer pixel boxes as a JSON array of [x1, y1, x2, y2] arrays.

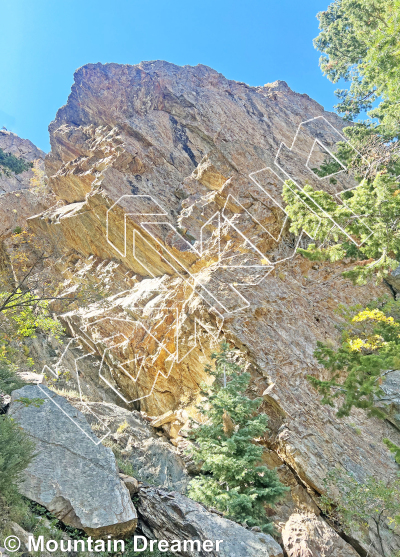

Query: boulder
[[72, 400, 190, 493], [8, 385, 137, 538], [137, 486, 284, 557], [6, 522, 51, 557], [119, 473, 139, 496], [282, 513, 359, 557]]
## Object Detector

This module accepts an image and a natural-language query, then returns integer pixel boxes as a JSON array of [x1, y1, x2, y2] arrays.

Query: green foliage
[[314, 0, 400, 136], [283, 172, 400, 284], [308, 297, 400, 418], [0, 291, 63, 338], [308, 297, 400, 462], [312, 155, 344, 182], [0, 363, 26, 394], [322, 468, 400, 557], [9, 298, 63, 338], [0, 290, 63, 370], [187, 343, 288, 533], [384, 438, 400, 465], [116, 458, 137, 478], [0, 415, 36, 497], [0, 369, 35, 508], [0, 148, 33, 177], [283, 0, 400, 284], [14, 396, 44, 408]]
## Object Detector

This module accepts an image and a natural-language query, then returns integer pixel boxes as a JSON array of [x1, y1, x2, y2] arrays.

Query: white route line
[[106, 194, 167, 257], [140, 223, 252, 315], [30, 114, 374, 444], [272, 115, 374, 248]]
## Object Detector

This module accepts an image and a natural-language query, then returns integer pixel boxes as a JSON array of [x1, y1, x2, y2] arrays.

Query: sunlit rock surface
[[6, 61, 400, 554]]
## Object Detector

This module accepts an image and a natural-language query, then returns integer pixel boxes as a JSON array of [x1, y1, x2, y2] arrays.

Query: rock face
[[72, 399, 190, 493], [282, 513, 359, 557], [386, 263, 400, 293], [0, 130, 52, 236], [0, 130, 44, 194], [8, 60, 400, 553], [137, 486, 284, 557], [8, 385, 137, 538], [381, 370, 400, 428], [0, 391, 10, 414]]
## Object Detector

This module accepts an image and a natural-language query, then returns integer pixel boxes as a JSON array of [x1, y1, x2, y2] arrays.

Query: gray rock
[[0, 130, 45, 195], [381, 370, 400, 428], [73, 401, 190, 493], [386, 264, 400, 293], [0, 130, 52, 237], [7, 522, 51, 557], [27, 334, 127, 408], [119, 473, 139, 495], [130, 435, 189, 492], [137, 486, 284, 557], [282, 513, 360, 557], [0, 390, 10, 414], [8, 385, 137, 538]]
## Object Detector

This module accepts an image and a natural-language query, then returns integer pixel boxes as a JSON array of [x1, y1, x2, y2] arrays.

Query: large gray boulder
[[137, 486, 284, 557], [8, 385, 137, 538]]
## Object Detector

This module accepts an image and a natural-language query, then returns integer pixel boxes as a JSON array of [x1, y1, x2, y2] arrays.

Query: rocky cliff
[[0, 130, 52, 238], [2, 61, 400, 556]]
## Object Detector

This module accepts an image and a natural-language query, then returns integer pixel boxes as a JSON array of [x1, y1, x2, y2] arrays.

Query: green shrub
[[0, 148, 33, 177], [0, 363, 26, 395], [0, 415, 36, 497], [322, 468, 400, 557]]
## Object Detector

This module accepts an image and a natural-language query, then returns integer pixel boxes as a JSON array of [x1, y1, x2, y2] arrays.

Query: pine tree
[[282, 170, 400, 285], [281, 0, 400, 285], [187, 343, 288, 533], [315, 0, 400, 136], [0, 415, 36, 497]]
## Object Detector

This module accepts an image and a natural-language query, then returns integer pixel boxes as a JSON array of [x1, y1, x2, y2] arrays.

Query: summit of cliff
[[1, 61, 399, 556]]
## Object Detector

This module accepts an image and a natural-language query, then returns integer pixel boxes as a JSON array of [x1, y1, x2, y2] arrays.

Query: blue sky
[[1, 0, 338, 153]]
